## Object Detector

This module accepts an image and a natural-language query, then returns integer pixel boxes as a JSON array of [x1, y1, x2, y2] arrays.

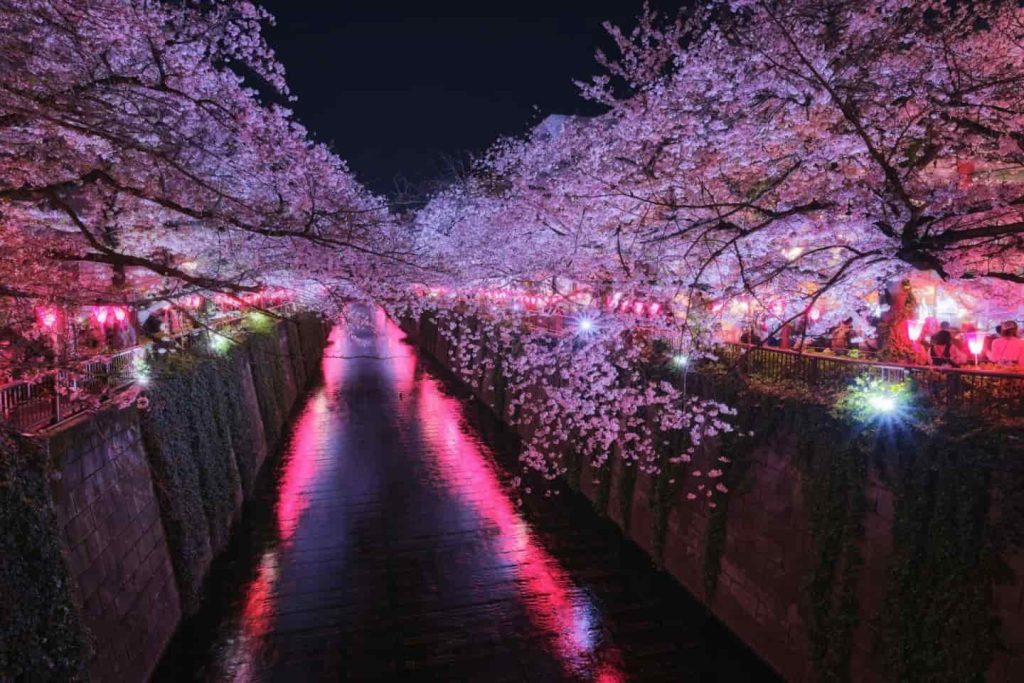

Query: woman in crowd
[[988, 321, 1024, 365]]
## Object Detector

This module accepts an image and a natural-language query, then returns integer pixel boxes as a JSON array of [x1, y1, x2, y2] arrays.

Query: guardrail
[[0, 304, 297, 434], [722, 343, 1024, 415]]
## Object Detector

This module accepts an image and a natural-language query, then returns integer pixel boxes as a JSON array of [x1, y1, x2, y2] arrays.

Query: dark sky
[[258, 0, 680, 198]]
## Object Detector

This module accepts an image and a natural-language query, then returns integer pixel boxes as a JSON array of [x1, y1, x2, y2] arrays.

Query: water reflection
[[220, 327, 348, 679], [155, 308, 776, 682], [384, 313, 625, 681]]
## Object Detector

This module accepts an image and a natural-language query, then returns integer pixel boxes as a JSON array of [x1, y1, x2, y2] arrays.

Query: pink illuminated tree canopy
[[414, 0, 1024, 337], [0, 0, 401, 327]]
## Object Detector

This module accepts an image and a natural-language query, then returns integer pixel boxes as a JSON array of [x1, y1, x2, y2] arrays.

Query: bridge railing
[[0, 303, 297, 433]]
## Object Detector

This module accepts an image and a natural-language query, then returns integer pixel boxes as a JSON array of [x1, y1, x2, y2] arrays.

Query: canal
[[154, 310, 777, 681]]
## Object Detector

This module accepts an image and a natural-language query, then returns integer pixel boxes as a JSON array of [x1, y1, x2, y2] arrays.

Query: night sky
[[259, 0, 680, 199]]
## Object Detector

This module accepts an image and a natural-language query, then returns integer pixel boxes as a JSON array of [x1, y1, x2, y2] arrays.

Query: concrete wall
[[45, 406, 180, 683], [404, 314, 1024, 683], [35, 315, 328, 682]]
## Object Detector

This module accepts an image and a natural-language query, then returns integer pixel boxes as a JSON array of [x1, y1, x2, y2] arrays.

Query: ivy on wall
[[0, 429, 88, 681], [797, 408, 866, 682], [220, 345, 263, 498], [245, 325, 291, 450], [139, 356, 218, 613], [409, 316, 1020, 682], [140, 317, 320, 612], [880, 417, 1008, 682]]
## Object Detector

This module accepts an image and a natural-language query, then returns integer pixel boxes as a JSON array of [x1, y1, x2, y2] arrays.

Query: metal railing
[[0, 303, 298, 434], [722, 343, 1024, 415]]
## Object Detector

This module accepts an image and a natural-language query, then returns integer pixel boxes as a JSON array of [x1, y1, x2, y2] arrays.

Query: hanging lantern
[[95, 307, 109, 325], [809, 307, 821, 321], [648, 302, 661, 316], [38, 307, 59, 329], [965, 332, 985, 357], [113, 307, 127, 322]]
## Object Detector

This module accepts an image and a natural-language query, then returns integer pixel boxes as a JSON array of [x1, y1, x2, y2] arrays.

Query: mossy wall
[[1, 312, 328, 682], [140, 312, 325, 613], [405, 314, 1024, 683], [0, 429, 87, 681]]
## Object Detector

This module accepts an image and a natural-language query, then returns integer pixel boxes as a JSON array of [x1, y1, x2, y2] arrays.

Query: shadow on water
[[154, 313, 779, 682]]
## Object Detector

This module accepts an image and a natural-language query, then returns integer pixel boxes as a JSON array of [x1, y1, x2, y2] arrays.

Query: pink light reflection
[[387, 316, 624, 681], [224, 325, 346, 680]]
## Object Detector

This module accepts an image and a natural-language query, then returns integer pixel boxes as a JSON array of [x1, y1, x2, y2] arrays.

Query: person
[[831, 317, 854, 354], [141, 310, 164, 338], [929, 330, 963, 367], [988, 321, 1024, 365], [739, 328, 762, 345]]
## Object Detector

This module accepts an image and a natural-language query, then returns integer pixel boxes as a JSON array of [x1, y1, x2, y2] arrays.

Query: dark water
[[154, 311, 778, 682]]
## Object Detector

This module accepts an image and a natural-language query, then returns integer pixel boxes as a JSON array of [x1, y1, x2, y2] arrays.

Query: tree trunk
[[878, 279, 919, 362]]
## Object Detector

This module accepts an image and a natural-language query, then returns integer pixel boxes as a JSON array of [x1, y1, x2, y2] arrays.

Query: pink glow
[[113, 306, 126, 322], [966, 332, 985, 356], [906, 319, 924, 342], [392, 317, 623, 680], [648, 302, 661, 316], [38, 307, 58, 328], [225, 325, 343, 675]]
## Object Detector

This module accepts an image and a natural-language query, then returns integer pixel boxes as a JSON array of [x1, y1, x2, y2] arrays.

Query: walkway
[[155, 310, 775, 681]]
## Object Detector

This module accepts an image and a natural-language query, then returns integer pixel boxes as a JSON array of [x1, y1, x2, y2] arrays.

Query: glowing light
[[633, 301, 645, 315], [809, 307, 821, 321], [95, 307, 109, 325], [868, 393, 897, 413], [906, 319, 924, 342], [672, 354, 689, 368], [782, 246, 804, 261], [113, 307, 127, 322], [965, 332, 984, 365], [39, 307, 58, 328], [575, 316, 595, 335], [210, 334, 232, 354], [648, 302, 661, 316]]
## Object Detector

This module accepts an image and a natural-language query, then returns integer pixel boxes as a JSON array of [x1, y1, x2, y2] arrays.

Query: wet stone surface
[[155, 312, 778, 682]]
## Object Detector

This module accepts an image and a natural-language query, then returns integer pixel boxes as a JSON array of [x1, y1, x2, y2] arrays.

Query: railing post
[[53, 372, 62, 425]]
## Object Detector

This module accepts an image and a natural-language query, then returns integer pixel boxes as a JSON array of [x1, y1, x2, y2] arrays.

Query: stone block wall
[[10, 313, 330, 682], [44, 406, 180, 683]]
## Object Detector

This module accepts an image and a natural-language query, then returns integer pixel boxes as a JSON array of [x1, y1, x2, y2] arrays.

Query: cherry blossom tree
[[0, 0, 414, 380], [415, 0, 1024, 347], [406, 0, 1024, 496]]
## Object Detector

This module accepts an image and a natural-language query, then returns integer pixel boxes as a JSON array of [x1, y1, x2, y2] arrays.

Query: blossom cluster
[[389, 296, 739, 507]]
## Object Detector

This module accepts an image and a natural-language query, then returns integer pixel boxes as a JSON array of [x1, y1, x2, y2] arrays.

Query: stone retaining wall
[[11, 313, 330, 682], [402, 313, 1024, 683]]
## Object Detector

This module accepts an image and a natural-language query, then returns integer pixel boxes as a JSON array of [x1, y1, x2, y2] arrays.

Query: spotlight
[[868, 392, 897, 413]]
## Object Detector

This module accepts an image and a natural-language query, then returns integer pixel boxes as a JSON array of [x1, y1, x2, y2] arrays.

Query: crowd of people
[[742, 317, 1024, 369]]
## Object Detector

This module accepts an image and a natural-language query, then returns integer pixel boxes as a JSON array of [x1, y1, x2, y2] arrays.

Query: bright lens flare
[[672, 354, 689, 368], [868, 393, 897, 413], [573, 314, 597, 337]]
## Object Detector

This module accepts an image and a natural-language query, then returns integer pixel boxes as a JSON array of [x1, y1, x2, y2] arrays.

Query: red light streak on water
[[385, 316, 626, 681], [225, 325, 347, 681]]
